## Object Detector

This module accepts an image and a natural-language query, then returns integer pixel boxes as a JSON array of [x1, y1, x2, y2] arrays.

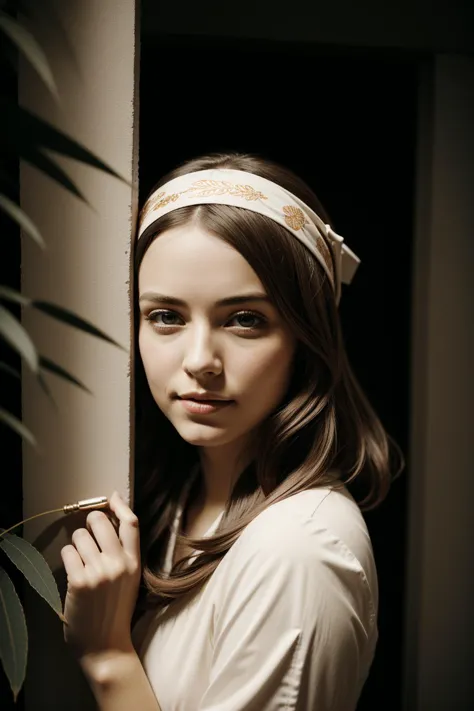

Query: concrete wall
[[19, 1, 139, 708]]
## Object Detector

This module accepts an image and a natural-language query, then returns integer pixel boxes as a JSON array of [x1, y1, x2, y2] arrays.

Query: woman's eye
[[144, 309, 266, 332], [228, 311, 266, 331], [145, 310, 182, 327]]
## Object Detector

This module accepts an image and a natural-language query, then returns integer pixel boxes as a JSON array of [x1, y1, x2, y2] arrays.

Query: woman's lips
[[178, 398, 234, 415]]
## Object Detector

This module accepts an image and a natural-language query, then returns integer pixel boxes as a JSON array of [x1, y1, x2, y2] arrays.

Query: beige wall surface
[[405, 54, 474, 710], [19, 1, 139, 709]]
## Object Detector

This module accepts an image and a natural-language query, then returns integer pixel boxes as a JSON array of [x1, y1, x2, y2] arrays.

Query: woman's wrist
[[78, 646, 161, 711], [79, 645, 138, 687]]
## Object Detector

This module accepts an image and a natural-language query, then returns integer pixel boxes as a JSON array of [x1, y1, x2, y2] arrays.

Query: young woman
[[61, 152, 404, 711]]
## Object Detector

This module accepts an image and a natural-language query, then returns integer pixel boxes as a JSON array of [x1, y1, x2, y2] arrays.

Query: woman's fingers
[[61, 493, 140, 582], [61, 543, 86, 581], [106, 491, 140, 562], [85, 510, 123, 558], [70, 527, 102, 569]]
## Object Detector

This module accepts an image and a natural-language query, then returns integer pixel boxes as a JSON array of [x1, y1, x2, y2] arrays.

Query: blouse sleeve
[[198, 521, 377, 711]]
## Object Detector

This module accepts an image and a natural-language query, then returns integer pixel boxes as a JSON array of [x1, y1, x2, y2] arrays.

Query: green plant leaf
[[0, 193, 45, 248], [0, 361, 20, 379], [33, 301, 126, 350], [0, 98, 129, 184], [39, 354, 92, 395], [0, 285, 32, 307], [0, 408, 36, 446], [37, 371, 58, 411], [0, 304, 38, 372], [0, 12, 59, 100], [0, 566, 28, 702], [23, 147, 87, 202], [17, 0, 80, 81], [0, 534, 65, 623]]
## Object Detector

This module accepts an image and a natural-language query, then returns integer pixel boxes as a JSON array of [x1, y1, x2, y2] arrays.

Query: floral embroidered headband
[[137, 169, 361, 305]]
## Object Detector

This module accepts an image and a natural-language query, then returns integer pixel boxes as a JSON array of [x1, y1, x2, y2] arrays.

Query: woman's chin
[[174, 422, 238, 448]]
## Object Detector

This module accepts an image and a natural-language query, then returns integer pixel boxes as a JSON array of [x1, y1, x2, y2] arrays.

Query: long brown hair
[[133, 152, 404, 617]]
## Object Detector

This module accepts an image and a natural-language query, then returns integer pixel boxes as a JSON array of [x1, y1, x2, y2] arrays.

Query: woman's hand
[[60, 491, 141, 664]]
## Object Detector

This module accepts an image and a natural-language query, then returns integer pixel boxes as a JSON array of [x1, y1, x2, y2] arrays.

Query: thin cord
[[0, 507, 65, 539]]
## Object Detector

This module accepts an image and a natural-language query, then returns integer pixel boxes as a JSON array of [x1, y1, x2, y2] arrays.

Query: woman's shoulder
[[225, 482, 378, 609], [245, 482, 370, 548]]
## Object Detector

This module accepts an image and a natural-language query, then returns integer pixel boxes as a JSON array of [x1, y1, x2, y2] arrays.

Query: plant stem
[[0, 507, 64, 538]]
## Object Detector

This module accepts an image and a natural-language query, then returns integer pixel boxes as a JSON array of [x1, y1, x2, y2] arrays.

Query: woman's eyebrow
[[139, 292, 271, 307]]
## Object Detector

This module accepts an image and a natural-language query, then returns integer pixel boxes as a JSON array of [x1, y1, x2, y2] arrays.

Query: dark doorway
[[139, 33, 416, 710]]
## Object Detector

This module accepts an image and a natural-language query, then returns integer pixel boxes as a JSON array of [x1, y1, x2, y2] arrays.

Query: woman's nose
[[182, 327, 223, 377]]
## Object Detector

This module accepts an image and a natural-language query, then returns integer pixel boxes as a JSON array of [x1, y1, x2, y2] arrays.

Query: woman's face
[[138, 223, 297, 454]]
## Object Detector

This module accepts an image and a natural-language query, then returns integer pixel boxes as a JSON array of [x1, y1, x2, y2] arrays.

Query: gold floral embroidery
[[139, 191, 181, 226], [139, 181, 267, 227], [282, 205, 308, 231], [154, 192, 182, 209], [185, 180, 267, 201], [139, 192, 164, 225], [282, 206, 333, 277]]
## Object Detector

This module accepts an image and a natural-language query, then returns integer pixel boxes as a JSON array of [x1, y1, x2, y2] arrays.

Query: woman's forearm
[[80, 649, 161, 711]]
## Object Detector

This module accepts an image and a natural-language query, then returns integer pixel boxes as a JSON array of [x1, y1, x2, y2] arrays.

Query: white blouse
[[133, 470, 379, 711]]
